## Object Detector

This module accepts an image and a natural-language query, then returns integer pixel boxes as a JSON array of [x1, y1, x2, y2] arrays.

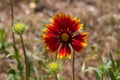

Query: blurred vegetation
[[0, 0, 120, 80]]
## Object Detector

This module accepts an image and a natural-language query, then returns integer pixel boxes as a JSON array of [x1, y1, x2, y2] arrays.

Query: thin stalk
[[10, 1, 24, 79], [55, 51, 58, 80], [20, 35, 28, 80], [55, 75, 58, 80], [10, 0, 15, 44], [72, 50, 75, 80]]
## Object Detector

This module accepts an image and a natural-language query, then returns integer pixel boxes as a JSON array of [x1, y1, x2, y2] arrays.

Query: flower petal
[[71, 39, 87, 52], [52, 13, 74, 32], [45, 24, 59, 35], [70, 18, 83, 33], [43, 34, 60, 52], [73, 32, 88, 43], [57, 44, 71, 59]]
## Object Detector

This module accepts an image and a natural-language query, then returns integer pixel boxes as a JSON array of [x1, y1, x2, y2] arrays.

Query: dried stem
[[72, 50, 75, 80], [55, 52, 58, 80], [10, 0, 15, 44], [55, 75, 58, 80], [20, 35, 28, 80]]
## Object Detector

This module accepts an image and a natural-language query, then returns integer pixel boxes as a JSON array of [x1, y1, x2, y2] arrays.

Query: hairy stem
[[10, 0, 15, 44], [72, 50, 75, 80], [20, 35, 28, 80]]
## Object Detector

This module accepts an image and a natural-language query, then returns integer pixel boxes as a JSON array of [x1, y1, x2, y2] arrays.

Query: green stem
[[20, 35, 28, 80], [101, 71, 104, 80], [72, 50, 75, 80], [10, 0, 16, 44]]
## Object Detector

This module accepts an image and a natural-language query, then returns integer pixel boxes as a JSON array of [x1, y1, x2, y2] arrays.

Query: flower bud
[[47, 61, 62, 74], [12, 22, 28, 35], [29, 2, 36, 9]]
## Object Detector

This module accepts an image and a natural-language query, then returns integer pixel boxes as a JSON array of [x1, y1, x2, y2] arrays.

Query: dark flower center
[[61, 33, 70, 43]]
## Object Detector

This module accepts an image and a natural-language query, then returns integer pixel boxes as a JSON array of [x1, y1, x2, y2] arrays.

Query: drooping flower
[[43, 13, 88, 59]]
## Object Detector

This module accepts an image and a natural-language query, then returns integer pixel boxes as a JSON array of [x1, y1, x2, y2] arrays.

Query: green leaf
[[6, 53, 14, 58], [12, 45, 20, 60], [0, 42, 9, 51], [116, 73, 120, 79], [110, 53, 116, 71], [33, 66, 40, 80], [59, 77, 66, 80], [103, 60, 111, 73], [115, 50, 120, 55], [27, 57, 33, 78], [12, 44, 23, 76], [7, 75, 13, 80], [85, 67, 98, 72], [86, 67, 101, 79], [109, 69, 116, 80], [38, 60, 46, 70], [24, 56, 39, 79], [96, 72, 100, 80], [36, 44, 44, 53], [116, 60, 120, 69], [0, 29, 7, 43], [0, 42, 11, 53], [106, 60, 111, 68], [7, 69, 16, 75]]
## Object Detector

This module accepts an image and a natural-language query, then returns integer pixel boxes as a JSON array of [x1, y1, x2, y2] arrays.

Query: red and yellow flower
[[43, 13, 88, 59]]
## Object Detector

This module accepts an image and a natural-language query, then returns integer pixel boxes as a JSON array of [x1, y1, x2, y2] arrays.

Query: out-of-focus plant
[[7, 44, 41, 80], [86, 53, 120, 80], [0, 29, 11, 55], [109, 53, 120, 80], [115, 50, 120, 55], [7, 45, 24, 80], [0, 29, 7, 43], [38, 56, 63, 80], [86, 57, 111, 80], [81, 44, 100, 73], [12, 21, 29, 80]]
